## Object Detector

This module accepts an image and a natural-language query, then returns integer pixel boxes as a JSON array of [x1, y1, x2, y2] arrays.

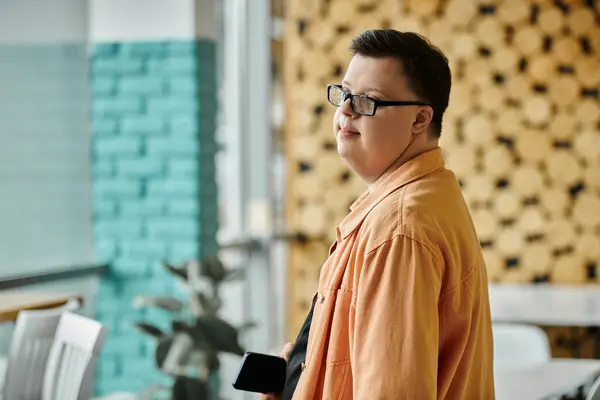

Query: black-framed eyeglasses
[[327, 84, 430, 116]]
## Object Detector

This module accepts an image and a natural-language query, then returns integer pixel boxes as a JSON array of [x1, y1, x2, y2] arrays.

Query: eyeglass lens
[[328, 86, 375, 115]]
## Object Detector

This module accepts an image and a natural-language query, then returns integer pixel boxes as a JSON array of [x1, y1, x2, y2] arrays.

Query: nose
[[340, 98, 357, 118]]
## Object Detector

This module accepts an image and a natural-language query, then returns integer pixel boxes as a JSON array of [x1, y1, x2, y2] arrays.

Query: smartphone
[[232, 351, 287, 394]]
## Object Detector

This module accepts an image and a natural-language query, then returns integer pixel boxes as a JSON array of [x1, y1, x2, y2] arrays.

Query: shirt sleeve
[[350, 234, 443, 400]]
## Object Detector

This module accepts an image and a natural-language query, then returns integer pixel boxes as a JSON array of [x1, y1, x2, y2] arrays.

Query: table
[[495, 359, 600, 400], [0, 290, 81, 323], [489, 283, 600, 326]]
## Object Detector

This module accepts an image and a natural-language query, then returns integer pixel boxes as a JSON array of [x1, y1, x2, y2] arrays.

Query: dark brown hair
[[349, 29, 451, 138]]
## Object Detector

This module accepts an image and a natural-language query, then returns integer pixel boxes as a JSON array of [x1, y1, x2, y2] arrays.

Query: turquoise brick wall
[[92, 40, 219, 395]]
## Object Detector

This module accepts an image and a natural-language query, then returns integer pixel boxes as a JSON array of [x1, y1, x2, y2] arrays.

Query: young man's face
[[332, 55, 430, 183]]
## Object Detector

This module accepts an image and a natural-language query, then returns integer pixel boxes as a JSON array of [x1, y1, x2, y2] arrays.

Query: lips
[[339, 124, 360, 136]]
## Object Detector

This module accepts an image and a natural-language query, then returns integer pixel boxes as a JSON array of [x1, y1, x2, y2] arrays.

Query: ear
[[412, 107, 433, 135]]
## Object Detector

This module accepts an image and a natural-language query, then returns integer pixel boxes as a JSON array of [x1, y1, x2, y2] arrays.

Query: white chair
[[586, 375, 600, 400], [1, 298, 80, 400], [493, 322, 551, 369], [42, 311, 108, 400]]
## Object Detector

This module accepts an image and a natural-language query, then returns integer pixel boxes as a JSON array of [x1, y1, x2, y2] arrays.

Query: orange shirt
[[292, 147, 495, 399]]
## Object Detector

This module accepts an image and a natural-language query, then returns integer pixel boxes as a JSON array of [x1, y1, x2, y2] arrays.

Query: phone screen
[[232, 352, 287, 394]]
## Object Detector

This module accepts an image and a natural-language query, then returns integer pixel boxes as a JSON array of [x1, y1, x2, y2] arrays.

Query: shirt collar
[[339, 147, 446, 239]]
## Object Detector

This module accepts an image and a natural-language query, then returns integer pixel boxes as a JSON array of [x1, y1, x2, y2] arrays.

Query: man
[[264, 29, 495, 399]]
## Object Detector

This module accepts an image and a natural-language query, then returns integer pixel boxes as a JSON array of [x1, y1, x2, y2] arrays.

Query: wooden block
[[546, 150, 583, 187], [331, 35, 354, 65], [306, 22, 337, 50], [463, 114, 494, 145], [540, 188, 569, 218], [551, 254, 587, 284], [444, 0, 477, 28], [295, 202, 328, 236], [445, 144, 477, 177], [296, 173, 324, 203], [450, 32, 478, 60], [325, 0, 360, 25], [547, 218, 576, 249], [389, 15, 426, 34], [528, 55, 557, 83], [427, 19, 454, 51], [589, 27, 600, 56], [497, 0, 531, 25], [349, 14, 389, 38], [515, 129, 553, 163], [465, 173, 495, 202], [482, 146, 513, 179], [576, 233, 600, 260], [549, 112, 577, 141], [503, 269, 534, 284], [497, 227, 525, 257], [304, 48, 334, 81], [574, 130, 600, 164], [471, 209, 498, 241], [516, 207, 546, 235], [492, 46, 520, 73], [505, 75, 532, 102], [465, 57, 493, 86], [553, 37, 581, 65], [522, 242, 553, 275], [514, 26, 544, 56], [475, 84, 504, 114], [523, 95, 552, 126], [482, 248, 504, 281], [512, 165, 545, 198], [584, 165, 600, 192], [475, 17, 505, 48], [575, 100, 600, 125], [447, 82, 474, 118], [494, 190, 522, 220], [567, 7, 596, 36], [575, 58, 600, 87], [495, 107, 524, 138], [315, 151, 347, 184], [573, 193, 600, 230], [405, 0, 438, 17], [538, 7, 564, 35]]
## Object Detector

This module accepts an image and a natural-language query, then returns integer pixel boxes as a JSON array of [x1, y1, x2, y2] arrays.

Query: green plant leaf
[[164, 262, 188, 281], [224, 268, 246, 281], [172, 376, 209, 400], [191, 315, 245, 356], [135, 322, 165, 339], [201, 255, 227, 282], [172, 320, 190, 333], [132, 295, 184, 313], [238, 321, 258, 333], [206, 351, 220, 374], [155, 336, 174, 369]]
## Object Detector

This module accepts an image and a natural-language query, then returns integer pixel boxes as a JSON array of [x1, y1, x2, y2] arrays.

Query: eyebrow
[[341, 80, 388, 98]]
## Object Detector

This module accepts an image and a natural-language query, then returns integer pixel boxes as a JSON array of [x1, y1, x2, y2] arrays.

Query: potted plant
[[132, 250, 255, 400]]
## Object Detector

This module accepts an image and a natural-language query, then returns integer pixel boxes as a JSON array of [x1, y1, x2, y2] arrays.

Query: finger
[[281, 342, 294, 361]]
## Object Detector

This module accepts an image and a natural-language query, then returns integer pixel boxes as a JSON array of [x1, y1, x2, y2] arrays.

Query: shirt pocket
[[321, 288, 353, 400], [324, 288, 352, 364]]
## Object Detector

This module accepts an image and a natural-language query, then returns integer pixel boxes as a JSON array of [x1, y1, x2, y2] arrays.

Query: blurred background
[[0, 0, 599, 399]]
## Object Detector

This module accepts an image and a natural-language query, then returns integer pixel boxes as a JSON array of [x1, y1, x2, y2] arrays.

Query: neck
[[368, 139, 439, 192]]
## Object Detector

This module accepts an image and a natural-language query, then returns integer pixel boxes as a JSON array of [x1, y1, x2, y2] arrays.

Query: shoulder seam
[[365, 232, 443, 267]]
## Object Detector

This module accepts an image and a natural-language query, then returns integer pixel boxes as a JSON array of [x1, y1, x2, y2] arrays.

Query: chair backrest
[[42, 311, 107, 400], [3, 298, 80, 400], [493, 322, 551, 369], [587, 376, 600, 400]]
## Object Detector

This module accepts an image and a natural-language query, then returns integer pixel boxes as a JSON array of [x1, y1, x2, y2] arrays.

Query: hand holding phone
[[232, 351, 288, 395], [233, 343, 294, 400]]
